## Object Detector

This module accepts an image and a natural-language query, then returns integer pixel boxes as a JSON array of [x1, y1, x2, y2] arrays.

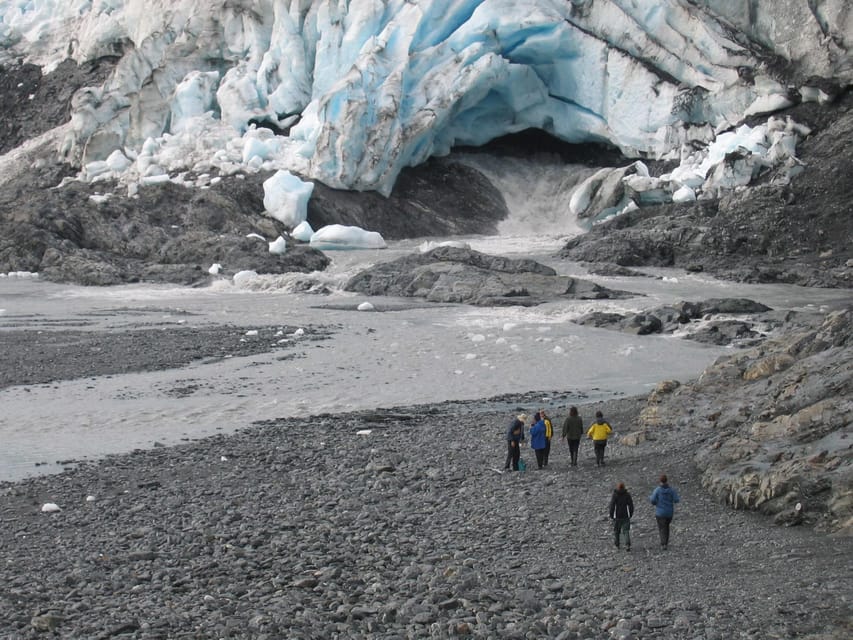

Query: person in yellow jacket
[[587, 411, 612, 467]]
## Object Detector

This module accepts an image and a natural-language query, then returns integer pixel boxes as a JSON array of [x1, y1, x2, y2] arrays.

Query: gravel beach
[[1, 380, 851, 639]]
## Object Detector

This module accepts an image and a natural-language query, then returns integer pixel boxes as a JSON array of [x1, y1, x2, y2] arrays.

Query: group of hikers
[[504, 408, 681, 550], [504, 407, 613, 471]]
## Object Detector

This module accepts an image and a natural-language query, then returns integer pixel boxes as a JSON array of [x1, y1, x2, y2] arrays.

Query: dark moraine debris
[[307, 158, 509, 239], [0, 168, 331, 285], [345, 245, 632, 306]]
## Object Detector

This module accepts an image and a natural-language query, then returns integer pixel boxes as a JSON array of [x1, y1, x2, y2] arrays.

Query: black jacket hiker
[[609, 484, 634, 550]]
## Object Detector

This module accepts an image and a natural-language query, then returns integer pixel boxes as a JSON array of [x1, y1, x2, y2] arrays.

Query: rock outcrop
[[345, 246, 630, 306], [573, 298, 777, 346], [635, 309, 852, 534]]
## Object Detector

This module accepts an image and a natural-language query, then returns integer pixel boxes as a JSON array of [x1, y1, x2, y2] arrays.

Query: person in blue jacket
[[504, 414, 527, 471], [649, 474, 681, 550], [529, 412, 548, 469]]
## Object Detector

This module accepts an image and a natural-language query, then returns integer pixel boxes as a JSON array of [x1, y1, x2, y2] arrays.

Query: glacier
[[0, 0, 851, 202]]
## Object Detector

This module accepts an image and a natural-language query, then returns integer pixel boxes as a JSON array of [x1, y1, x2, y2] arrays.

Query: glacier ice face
[[1, 0, 851, 197]]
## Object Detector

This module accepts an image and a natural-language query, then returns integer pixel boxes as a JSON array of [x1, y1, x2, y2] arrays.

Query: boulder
[[345, 246, 629, 306]]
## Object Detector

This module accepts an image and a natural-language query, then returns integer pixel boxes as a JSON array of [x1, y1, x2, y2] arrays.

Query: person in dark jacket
[[504, 414, 527, 471], [529, 412, 547, 469], [561, 406, 583, 466], [609, 482, 634, 550], [649, 474, 681, 549]]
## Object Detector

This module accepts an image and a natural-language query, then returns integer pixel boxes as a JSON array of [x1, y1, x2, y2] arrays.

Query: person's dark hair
[[569, 406, 578, 416], [533, 412, 541, 422], [616, 482, 625, 491], [659, 474, 668, 484], [595, 410, 603, 419]]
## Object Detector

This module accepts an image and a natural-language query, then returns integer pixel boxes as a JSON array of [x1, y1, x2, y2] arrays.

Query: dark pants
[[614, 518, 631, 548], [505, 441, 520, 470], [567, 439, 580, 465], [543, 439, 551, 466], [656, 516, 672, 547], [534, 448, 546, 468], [593, 440, 607, 466]]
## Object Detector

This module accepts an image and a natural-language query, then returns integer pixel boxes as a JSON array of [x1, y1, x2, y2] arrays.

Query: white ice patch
[[291, 220, 314, 242], [309, 225, 386, 250], [268, 236, 287, 255], [232, 270, 259, 287], [419, 240, 471, 253]]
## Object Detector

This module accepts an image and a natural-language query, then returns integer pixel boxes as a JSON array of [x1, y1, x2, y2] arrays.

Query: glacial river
[[1, 232, 849, 481]]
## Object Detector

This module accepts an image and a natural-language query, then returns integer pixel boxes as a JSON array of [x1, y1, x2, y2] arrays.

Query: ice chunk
[[291, 221, 314, 242], [268, 236, 287, 255], [263, 170, 314, 227], [309, 225, 386, 250]]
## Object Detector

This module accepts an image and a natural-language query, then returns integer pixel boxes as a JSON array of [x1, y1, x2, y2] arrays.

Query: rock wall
[[635, 309, 852, 534]]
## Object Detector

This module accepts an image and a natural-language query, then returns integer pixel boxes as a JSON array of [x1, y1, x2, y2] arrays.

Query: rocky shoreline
[[1, 374, 851, 639]]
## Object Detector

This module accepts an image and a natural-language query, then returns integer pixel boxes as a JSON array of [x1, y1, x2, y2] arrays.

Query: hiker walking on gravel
[[650, 474, 680, 550], [561, 406, 583, 466], [586, 411, 612, 467], [540, 408, 553, 467], [530, 412, 548, 469], [609, 482, 634, 551], [504, 414, 527, 471]]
